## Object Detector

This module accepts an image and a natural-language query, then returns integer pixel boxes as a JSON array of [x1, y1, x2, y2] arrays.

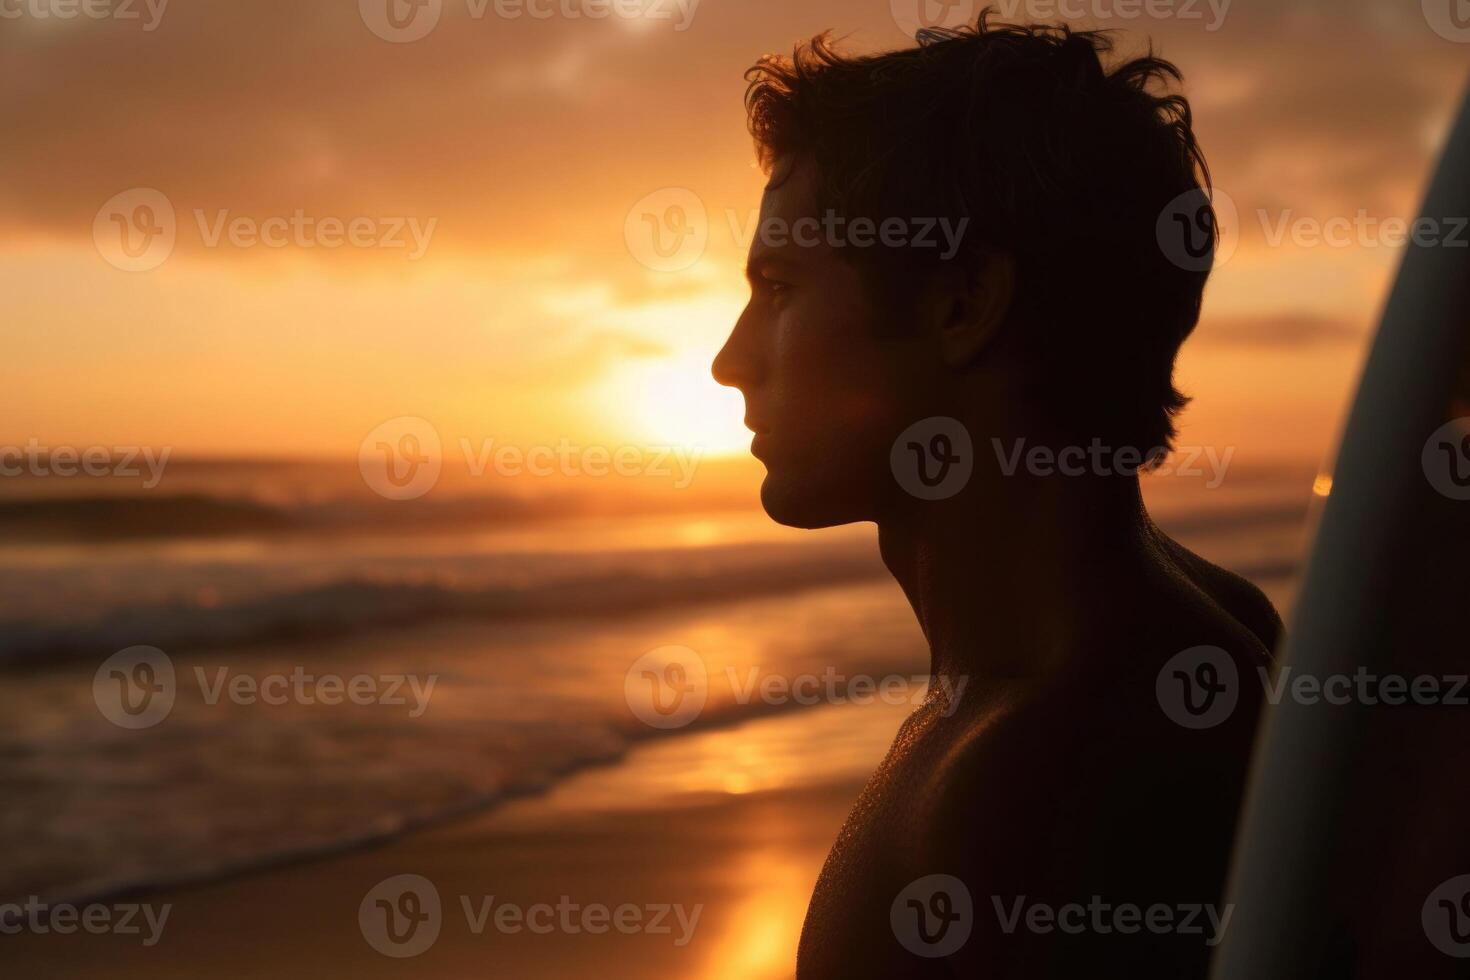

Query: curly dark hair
[[744, 8, 1215, 458]]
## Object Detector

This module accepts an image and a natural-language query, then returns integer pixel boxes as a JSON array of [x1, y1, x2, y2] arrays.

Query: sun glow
[[598, 350, 752, 456]]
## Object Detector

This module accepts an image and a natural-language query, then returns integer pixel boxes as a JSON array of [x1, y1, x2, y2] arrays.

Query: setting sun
[[599, 349, 752, 456]]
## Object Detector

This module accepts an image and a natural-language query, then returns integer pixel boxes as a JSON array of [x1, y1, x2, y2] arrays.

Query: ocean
[[0, 456, 1317, 914]]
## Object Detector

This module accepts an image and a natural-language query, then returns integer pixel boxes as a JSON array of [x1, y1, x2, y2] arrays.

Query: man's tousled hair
[[744, 9, 1215, 458]]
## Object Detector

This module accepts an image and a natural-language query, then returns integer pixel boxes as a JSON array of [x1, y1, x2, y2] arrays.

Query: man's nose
[[712, 305, 762, 390]]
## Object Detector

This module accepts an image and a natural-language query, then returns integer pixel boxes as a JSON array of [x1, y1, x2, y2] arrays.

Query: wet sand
[[3, 701, 906, 979]]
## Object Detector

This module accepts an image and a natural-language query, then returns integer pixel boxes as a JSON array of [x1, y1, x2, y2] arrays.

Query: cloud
[[1193, 310, 1363, 347]]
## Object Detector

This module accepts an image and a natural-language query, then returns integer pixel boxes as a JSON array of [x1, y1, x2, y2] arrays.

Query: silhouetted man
[[713, 13, 1280, 978]]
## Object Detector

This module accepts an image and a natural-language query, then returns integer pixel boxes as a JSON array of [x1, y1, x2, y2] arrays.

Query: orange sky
[[3, 0, 1467, 466]]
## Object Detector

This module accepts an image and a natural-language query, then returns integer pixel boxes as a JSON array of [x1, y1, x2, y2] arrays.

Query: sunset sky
[[4, 0, 1467, 466]]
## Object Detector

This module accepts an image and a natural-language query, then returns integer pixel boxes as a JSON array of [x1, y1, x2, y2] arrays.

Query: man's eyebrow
[[744, 250, 802, 283]]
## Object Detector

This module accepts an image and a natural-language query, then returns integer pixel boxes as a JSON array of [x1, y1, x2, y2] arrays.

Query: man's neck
[[876, 472, 1157, 688]]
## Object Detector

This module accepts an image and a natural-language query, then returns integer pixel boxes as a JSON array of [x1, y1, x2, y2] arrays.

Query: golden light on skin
[[1313, 473, 1334, 496]]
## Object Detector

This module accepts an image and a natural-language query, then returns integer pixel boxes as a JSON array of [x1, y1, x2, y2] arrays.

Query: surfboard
[[1212, 80, 1470, 977]]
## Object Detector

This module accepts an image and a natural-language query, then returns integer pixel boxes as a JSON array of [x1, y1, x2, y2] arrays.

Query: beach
[[0, 457, 1314, 977], [2, 703, 903, 979]]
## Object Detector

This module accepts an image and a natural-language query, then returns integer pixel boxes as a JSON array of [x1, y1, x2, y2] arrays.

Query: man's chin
[[758, 472, 866, 530]]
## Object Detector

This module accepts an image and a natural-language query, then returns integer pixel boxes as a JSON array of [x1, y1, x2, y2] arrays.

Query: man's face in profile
[[712, 156, 934, 529]]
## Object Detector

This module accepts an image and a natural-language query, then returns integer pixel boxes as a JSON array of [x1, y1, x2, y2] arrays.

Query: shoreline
[[3, 701, 903, 979]]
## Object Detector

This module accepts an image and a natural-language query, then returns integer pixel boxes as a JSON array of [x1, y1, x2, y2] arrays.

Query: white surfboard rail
[[1210, 80, 1470, 978]]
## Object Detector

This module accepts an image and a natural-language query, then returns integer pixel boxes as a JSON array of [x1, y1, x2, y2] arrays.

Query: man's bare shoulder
[[914, 629, 1269, 888], [902, 638, 1264, 976]]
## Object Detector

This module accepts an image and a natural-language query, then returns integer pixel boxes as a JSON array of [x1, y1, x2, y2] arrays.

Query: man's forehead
[[758, 154, 819, 222]]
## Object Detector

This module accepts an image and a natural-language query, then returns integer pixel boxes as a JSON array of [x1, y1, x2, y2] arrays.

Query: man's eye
[[762, 276, 792, 295]]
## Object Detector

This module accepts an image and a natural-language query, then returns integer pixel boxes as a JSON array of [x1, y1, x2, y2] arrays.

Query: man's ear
[[934, 251, 1016, 368]]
